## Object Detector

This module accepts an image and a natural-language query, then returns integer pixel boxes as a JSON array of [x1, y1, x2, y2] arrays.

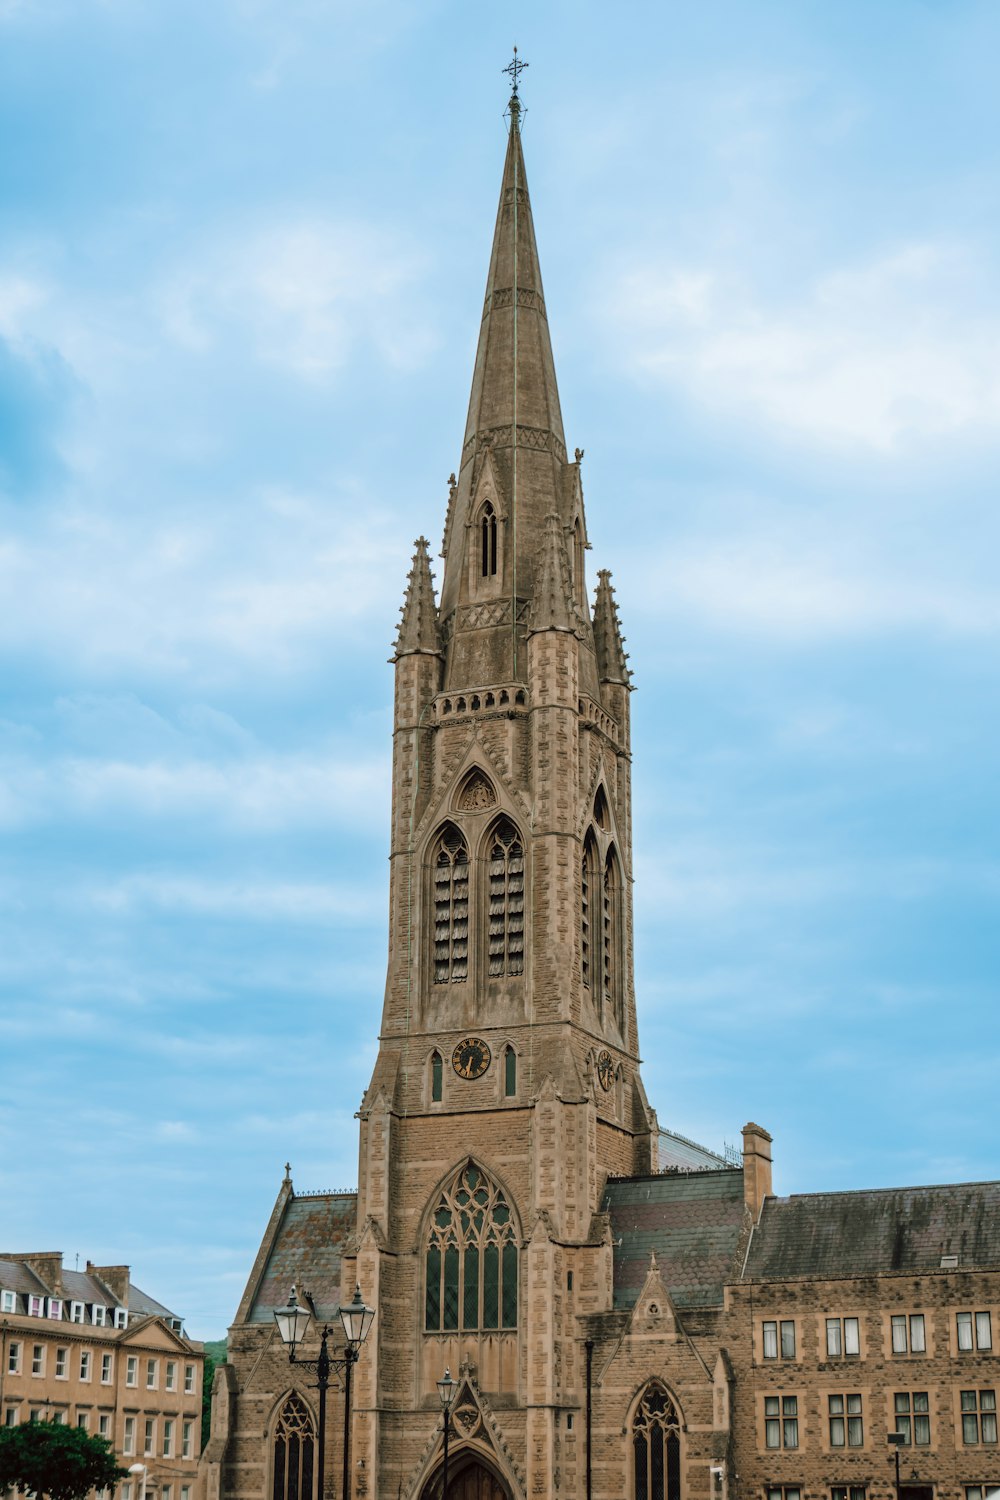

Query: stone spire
[[393, 537, 440, 657], [530, 513, 578, 634], [438, 92, 570, 625], [592, 569, 632, 685]]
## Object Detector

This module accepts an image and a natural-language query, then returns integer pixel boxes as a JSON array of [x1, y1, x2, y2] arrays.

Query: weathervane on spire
[[503, 46, 528, 109]]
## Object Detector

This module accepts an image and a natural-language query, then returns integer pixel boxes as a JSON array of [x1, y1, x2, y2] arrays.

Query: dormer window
[[113, 1307, 128, 1329], [481, 501, 498, 577], [91, 1305, 106, 1326], [0, 1291, 14, 1314]]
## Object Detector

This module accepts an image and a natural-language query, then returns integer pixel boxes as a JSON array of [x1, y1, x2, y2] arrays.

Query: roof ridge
[[778, 1177, 1000, 1202]]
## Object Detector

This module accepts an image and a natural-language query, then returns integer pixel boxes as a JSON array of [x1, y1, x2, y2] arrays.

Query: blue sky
[[1, 0, 998, 1341]]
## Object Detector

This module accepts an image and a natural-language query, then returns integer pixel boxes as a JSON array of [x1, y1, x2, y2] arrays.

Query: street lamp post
[[436, 1369, 456, 1500], [887, 1431, 905, 1500], [128, 1462, 148, 1500], [274, 1284, 376, 1500]]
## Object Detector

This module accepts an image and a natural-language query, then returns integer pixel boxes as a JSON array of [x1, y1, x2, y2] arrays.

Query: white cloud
[[609, 241, 1000, 452], [157, 218, 436, 379], [94, 873, 379, 922]]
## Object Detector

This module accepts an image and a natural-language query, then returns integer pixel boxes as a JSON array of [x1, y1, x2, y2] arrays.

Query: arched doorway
[[420, 1453, 511, 1500]]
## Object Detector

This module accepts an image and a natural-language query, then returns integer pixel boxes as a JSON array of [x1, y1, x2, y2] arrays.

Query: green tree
[[0, 1420, 127, 1500], [201, 1351, 216, 1448]]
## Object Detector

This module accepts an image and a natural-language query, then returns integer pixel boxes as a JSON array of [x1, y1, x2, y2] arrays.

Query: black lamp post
[[275, 1283, 376, 1500], [887, 1430, 905, 1500], [436, 1368, 457, 1500]]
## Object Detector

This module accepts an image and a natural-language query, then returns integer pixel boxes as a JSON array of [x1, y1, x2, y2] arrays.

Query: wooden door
[[424, 1458, 510, 1500]]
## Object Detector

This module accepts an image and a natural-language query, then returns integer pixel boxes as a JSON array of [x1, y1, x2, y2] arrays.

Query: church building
[[202, 75, 1000, 1500]]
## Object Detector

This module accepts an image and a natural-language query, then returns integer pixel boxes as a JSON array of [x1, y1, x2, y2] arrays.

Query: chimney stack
[[742, 1122, 773, 1223]]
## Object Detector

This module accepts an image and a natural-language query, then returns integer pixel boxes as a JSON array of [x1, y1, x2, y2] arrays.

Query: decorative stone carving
[[458, 772, 497, 811]]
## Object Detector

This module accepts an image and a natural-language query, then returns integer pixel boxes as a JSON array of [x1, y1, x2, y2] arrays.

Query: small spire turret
[[530, 513, 580, 635], [394, 538, 440, 657], [593, 569, 632, 685]]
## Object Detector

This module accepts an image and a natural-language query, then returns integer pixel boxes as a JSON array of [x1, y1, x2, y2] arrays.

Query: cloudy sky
[[2, 0, 998, 1341]]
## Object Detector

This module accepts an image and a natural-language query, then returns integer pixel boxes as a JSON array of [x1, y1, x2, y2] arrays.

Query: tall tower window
[[487, 819, 524, 977], [430, 1051, 443, 1102], [272, 1395, 315, 1500], [481, 502, 498, 577], [633, 1384, 681, 1500], [432, 824, 469, 984], [504, 1046, 517, 1098], [424, 1164, 518, 1332], [581, 832, 599, 996], [604, 848, 622, 1030]]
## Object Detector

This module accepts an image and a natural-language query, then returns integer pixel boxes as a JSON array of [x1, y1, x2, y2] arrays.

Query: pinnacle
[[592, 569, 632, 685], [529, 513, 579, 635], [393, 537, 440, 657]]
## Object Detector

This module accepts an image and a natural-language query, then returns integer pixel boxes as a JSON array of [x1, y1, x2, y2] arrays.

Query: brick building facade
[[202, 82, 999, 1500], [0, 1251, 204, 1500]]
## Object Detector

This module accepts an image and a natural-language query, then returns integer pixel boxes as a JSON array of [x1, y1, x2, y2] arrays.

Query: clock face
[[452, 1037, 491, 1081], [597, 1050, 614, 1091]]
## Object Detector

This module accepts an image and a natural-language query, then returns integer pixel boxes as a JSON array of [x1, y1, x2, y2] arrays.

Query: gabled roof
[[602, 1168, 747, 1310], [246, 1192, 358, 1325], [744, 1179, 1000, 1282]]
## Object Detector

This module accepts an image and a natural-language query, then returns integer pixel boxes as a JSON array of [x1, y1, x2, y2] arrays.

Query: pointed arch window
[[504, 1046, 517, 1098], [487, 819, 524, 977], [433, 825, 469, 984], [604, 848, 623, 1030], [424, 1164, 518, 1333], [481, 502, 498, 577], [272, 1395, 315, 1500], [633, 1384, 681, 1500], [430, 1050, 443, 1103], [581, 831, 599, 996]]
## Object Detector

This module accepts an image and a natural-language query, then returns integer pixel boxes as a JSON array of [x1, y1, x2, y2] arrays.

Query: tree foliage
[[0, 1420, 127, 1500]]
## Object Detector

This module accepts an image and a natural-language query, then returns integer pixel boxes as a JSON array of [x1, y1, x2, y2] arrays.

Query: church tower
[[349, 70, 658, 1498]]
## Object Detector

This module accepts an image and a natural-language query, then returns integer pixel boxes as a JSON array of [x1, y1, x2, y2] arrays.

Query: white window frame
[[101, 1353, 113, 1384], [31, 1344, 45, 1377], [0, 1291, 15, 1314], [28, 1295, 44, 1318], [4, 1406, 19, 1427], [113, 1308, 128, 1330], [123, 1418, 136, 1457], [144, 1417, 156, 1457], [52, 1410, 67, 1426], [99, 1414, 111, 1438], [184, 1363, 195, 1395], [165, 1360, 177, 1392], [77, 1412, 90, 1431], [146, 1357, 158, 1389], [70, 1301, 85, 1324], [163, 1419, 174, 1458], [7, 1343, 21, 1375], [55, 1346, 69, 1379], [182, 1420, 193, 1459], [91, 1305, 107, 1327], [80, 1350, 92, 1382], [126, 1355, 138, 1387], [826, 1316, 861, 1357]]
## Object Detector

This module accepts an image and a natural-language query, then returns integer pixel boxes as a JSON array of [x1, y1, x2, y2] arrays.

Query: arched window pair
[[480, 501, 498, 577], [581, 829, 623, 1030], [429, 1044, 516, 1103], [432, 819, 524, 983], [272, 1395, 314, 1500], [424, 1163, 518, 1333], [633, 1384, 681, 1500]]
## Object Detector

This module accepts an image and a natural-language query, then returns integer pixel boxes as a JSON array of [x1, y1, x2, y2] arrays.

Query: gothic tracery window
[[272, 1394, 315, 1500], [424, 1164, 518, 1333], [487, 819, 524, 977], [433, 825, 469, 983], [633, 1384, 681, 1500]]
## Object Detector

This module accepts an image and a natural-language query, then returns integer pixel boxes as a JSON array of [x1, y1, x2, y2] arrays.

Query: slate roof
[[0, 1256, 181, 1322], [602, 1168, 747, 1310], [248, 1192, 358, 1324], [745, 1180, 1000, 1282]]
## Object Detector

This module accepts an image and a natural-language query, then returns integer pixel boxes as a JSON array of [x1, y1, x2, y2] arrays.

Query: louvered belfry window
[[424, 1164, 518, 1333], [633, 1384, 681, 1500], [488, 819, 524, 976], [581, 833, 598, 992], [603, 849, 623, 1028], [433, 825, 469, 983], [272, 1394, 315, 1500]]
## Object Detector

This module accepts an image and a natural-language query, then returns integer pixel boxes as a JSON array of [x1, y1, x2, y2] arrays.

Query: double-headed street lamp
[[275, 1283, 376, 1500], [436, 1369, 457, 1500]]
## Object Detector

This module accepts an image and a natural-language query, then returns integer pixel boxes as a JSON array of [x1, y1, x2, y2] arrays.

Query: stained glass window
[[272, 1395, 314, 1500], [633, 1384, 681, 1500], [424, 1164, 518, 1332]]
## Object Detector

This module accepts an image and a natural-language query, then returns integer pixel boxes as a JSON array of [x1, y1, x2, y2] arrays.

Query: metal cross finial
[[503, 46, 528, 101]]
